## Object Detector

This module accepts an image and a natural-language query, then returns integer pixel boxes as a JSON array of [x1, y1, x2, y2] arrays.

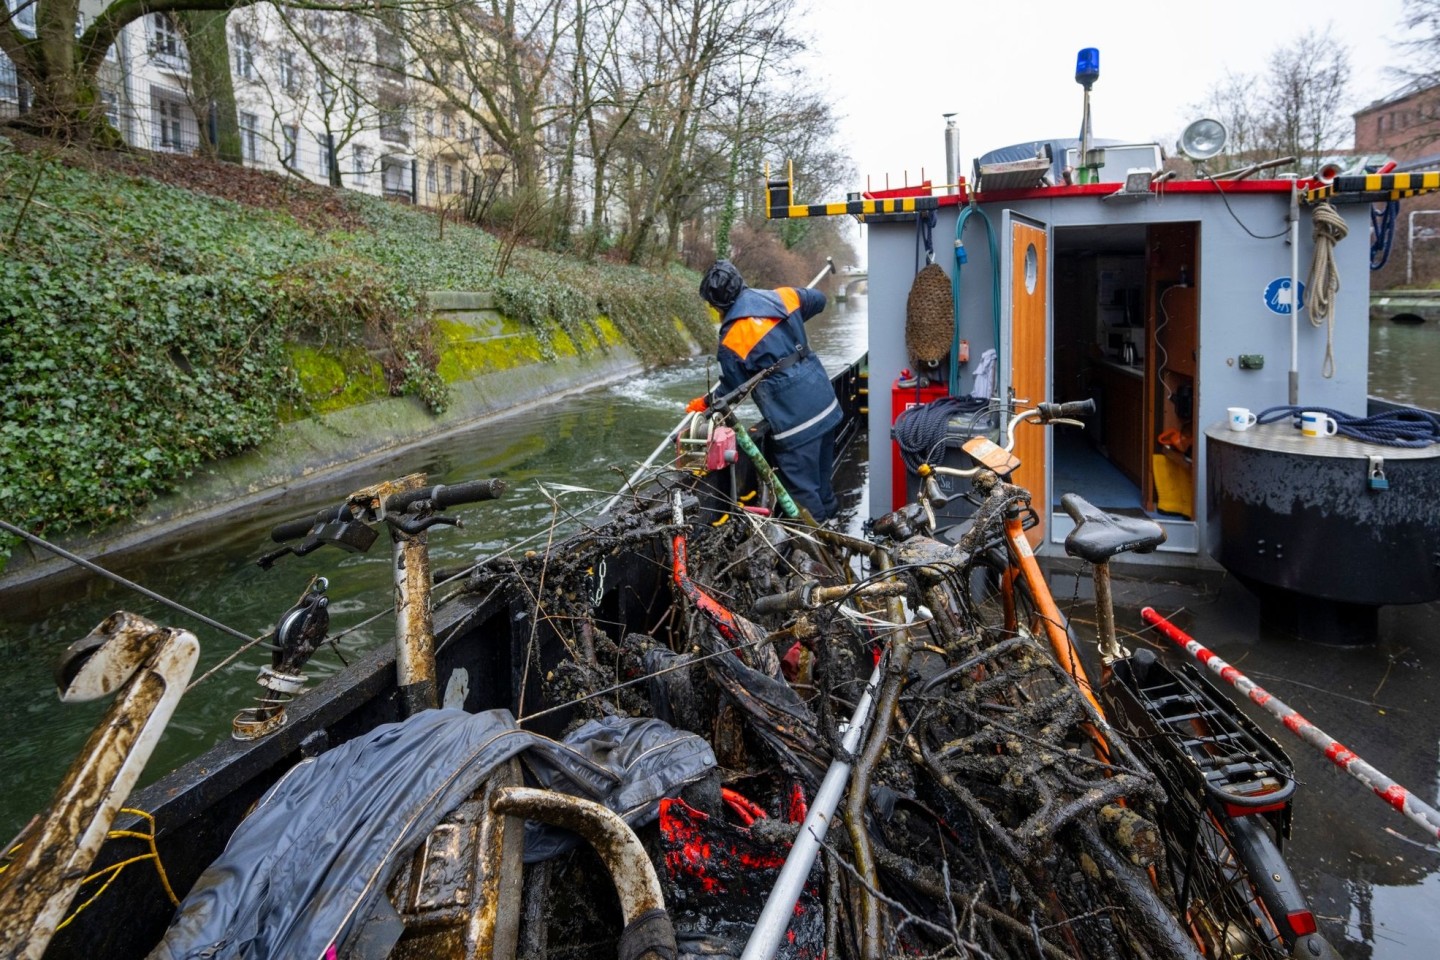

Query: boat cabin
[[768, 160, 1376, 570]]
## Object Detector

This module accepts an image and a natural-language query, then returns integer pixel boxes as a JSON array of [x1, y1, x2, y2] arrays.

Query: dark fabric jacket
[[717, 286, 840, 445]]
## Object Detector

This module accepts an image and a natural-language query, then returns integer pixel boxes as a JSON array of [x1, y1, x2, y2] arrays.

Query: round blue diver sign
[[1263, 277, 1305, 315]]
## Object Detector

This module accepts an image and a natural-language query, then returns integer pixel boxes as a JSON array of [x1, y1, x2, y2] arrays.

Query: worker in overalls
[[691, 260, 841, 521]]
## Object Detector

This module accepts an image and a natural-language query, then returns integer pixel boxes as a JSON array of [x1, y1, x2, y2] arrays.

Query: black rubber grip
[[271, 511, 324, 543], [1038, 399, 1096, 422], [387, 478, 507, 511]]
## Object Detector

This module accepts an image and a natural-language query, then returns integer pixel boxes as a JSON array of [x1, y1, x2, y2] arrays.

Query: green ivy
[[0, 146, 709, 567]]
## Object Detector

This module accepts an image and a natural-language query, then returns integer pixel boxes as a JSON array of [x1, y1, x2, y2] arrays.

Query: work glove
[[686, 395, 709, 414]]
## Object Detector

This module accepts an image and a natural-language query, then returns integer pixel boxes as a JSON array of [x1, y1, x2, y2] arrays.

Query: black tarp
[[149, 709, 714, 960]]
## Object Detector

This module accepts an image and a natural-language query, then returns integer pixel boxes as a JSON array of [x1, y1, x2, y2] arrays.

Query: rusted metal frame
[[490, 787, 675, 960], [0, 613, 199, 960], [392, 526, 439, 714], [868, 842, 1074, 960], [844, 626, 913, 959], [1074, 822, 1208, 960], [670, 492, 782, 677]]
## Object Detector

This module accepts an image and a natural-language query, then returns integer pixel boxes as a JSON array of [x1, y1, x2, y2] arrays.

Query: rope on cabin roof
[[1255, 405, 1440, 447]]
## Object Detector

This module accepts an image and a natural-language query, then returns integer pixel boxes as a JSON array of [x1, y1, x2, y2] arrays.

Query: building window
[[443, 163, 453, 194], [150, 14, 183, 61], [316, 132, 336, 178], [279, 50, 298, 95], [318, 72, 335, 110], [379, 106, 408, 145], [461, 168, 469, 194], [151, 92, 191, 152], [458, 119, 467, 141], [352, 146, 368, 185], [424, 111, 434, 135], [239, 111, 259, 162], [233, 30, 254, 80], [441, 114, 451, 138], [10, 0, 35, 35], [426, 159, 437, 194], [281, 123, 298, 167], [100, 89, 119, 129]]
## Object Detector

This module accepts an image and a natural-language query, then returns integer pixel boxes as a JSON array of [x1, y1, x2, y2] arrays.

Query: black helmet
[[699, 260, 744, 310]]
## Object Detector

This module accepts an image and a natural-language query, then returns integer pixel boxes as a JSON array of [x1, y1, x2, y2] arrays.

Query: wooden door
[[1001, 213, 1050, 544]]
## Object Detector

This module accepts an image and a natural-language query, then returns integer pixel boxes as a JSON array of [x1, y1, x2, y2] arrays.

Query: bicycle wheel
[[966, 548, 1086, 683], [1172, 809, 1292, 960]]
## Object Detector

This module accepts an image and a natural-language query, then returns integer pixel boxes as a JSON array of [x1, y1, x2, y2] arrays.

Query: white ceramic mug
[[1227, 407, 1257, 432], [1301, 410, 1339, 438]]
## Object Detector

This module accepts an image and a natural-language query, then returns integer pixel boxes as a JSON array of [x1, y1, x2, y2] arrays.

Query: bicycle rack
[[1103, 648, 1295, 840]]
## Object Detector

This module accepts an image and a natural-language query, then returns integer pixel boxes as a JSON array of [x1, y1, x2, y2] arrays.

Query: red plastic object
[[890, 378, 949, 510]]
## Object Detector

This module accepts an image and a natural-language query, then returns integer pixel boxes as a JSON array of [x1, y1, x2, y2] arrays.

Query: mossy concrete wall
[[1, 293, 704, 589]]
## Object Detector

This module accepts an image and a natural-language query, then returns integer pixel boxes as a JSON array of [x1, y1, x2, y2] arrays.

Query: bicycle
[[901, 397, 1339, 960]]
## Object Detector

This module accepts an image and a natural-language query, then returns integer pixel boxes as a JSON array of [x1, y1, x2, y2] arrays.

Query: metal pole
[[1409, 209, 1418, 286], [944, 114, 959, 194], [601, 412, 696, 515], [1141, 608, 1440, 840], [740, 653, 886, 960], [1288, 179, 1300, 406]]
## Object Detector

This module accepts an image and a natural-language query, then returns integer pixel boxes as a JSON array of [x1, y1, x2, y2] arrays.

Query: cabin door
[[998, 211, 1050, 544]]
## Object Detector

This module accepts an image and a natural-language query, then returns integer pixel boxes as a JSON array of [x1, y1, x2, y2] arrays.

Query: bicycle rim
[[1177, 810, 1288, 960]]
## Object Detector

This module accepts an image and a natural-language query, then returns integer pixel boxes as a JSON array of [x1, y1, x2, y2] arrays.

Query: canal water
[[1, 301, 1436, 959]]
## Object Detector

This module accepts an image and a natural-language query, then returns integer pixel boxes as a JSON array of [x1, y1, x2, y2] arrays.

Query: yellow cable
[[54, 807, 180, 931]]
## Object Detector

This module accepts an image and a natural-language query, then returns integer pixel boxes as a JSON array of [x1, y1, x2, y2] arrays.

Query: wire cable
[[1198, 172, 1290, 240]]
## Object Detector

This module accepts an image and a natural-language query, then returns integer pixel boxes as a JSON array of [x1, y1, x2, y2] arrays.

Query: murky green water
[[0, 297, 870, 840], [1369, 318, 1440, 410]]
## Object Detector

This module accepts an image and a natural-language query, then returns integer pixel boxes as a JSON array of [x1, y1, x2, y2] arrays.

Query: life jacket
[[717, 286, 841, 446]]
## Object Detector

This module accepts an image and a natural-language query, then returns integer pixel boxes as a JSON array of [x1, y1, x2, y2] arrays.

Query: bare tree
[[1187, 26, 1350, 174]]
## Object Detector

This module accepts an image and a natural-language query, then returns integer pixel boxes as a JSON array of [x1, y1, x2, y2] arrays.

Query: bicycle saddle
[[1060, 493, 1166, 564]]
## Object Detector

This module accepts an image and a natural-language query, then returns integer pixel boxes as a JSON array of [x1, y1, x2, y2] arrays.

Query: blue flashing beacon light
[[1075, 48, 1100, 90]]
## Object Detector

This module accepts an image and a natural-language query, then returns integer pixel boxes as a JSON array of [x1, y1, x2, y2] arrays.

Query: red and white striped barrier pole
[[1140, 606, 1440, 841]]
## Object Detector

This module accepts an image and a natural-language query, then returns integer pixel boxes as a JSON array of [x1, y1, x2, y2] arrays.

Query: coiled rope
[[1256, 405, 1440, 448], [1306, 202, 1348, 379], [892, 397, 989, 475]]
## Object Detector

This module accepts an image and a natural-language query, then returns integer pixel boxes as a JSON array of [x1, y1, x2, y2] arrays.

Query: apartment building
[[1, 1, 516, 210]]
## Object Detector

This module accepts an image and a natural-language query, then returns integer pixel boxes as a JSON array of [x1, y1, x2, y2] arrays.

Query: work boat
[[768, 82, 1440, 646]]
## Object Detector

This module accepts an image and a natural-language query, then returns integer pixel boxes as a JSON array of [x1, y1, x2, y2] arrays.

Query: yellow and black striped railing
[[1306, 171, 1440, 203], [765, 163, 940, 220]]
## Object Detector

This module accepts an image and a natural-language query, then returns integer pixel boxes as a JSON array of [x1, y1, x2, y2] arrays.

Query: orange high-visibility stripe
[[777, 287, 801, 313], [721, 316, 780, 361]]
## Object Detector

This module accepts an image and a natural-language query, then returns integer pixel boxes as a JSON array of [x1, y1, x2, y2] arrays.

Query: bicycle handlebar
[[926, 397, 1095, 481], [1037, 399, 1096, 422], [386, 478, 508, 512], [269, 477, 508, 543]]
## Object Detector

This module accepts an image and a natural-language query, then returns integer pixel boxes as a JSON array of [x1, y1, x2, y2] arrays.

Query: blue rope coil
[[892, 397, 990, 475], [1256, 404, 1440, 447]]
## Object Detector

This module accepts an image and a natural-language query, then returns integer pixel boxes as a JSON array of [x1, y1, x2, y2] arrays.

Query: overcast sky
[[794, 0, 1413, 199]]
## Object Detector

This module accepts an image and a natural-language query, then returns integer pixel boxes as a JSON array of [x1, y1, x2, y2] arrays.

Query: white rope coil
[[1307, 201, 1348, 378]]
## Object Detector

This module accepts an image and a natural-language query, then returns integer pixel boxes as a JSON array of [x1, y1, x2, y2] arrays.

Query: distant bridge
[[834, 268, 867, 301]]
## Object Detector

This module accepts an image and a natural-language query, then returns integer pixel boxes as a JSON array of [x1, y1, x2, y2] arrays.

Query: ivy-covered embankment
[[0, 142, 713, 568]]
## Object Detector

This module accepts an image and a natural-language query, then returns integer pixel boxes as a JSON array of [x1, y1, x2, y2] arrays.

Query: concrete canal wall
[[1, 293, 706, 590]]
